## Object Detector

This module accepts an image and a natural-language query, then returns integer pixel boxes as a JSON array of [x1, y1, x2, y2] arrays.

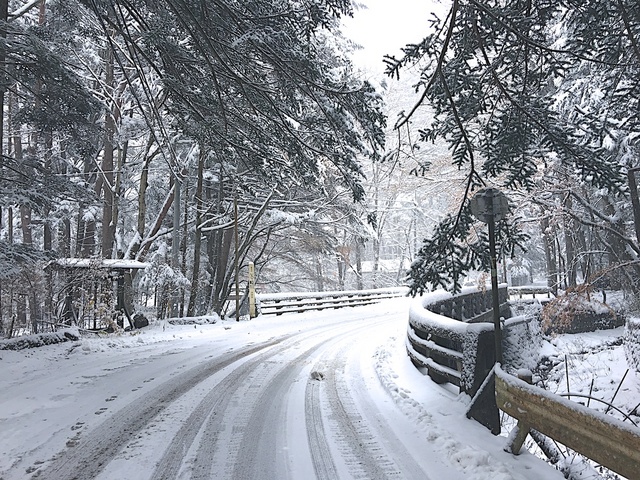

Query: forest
[[0, 0, 639, 337]]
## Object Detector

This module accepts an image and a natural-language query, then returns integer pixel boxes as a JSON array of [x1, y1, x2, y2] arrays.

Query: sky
[[341, 0, 445, 74]]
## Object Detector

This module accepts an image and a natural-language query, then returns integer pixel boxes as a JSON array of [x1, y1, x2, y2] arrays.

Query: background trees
[[0, 0, 387, 334], [3, 0, 638, 336], [386, 0, 639, 301]]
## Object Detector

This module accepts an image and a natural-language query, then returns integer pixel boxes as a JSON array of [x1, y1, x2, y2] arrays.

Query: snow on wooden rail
[[257, 287, 407, 315], [496, 365, 640, 479]]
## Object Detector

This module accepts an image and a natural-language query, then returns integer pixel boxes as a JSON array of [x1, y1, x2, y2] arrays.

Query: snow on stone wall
[[624, 316, 640, 373], [503, 315, 543, 373], [408, 288, 544, 393]]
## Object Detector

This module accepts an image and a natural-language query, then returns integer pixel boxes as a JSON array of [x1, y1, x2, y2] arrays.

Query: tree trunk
[[187, 148, 205, 316], [629, 167, 640, 247], [170, 173, 181, 317], [207, 227, 234, 314], [541, 216, 558, 295], [39, 2, 52, 255], [0, 0, 8, 256], [355, 240, 363, 290], [128, 137, 159, 262], [372, 236, 380, 290], [101, 42, 116, 259], [77, 152, 97, 257], [314, 255, 324, 291], [563, 196, 577, 288], [179, 178, 189, 317]]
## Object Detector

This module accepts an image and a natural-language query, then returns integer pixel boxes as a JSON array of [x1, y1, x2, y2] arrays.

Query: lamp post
[[470, 188, 509, 364]]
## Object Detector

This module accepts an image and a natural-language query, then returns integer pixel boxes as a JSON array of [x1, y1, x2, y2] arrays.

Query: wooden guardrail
[[406, 286, 513, 396], [508, 285, 553, 300], [496, 366, 640, 479], [257, 287, 407, 315]]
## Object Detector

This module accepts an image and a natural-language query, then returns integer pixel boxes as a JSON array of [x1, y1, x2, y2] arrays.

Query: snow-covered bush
[[0, 327, 80, 351], [541, 290, 624, 334]]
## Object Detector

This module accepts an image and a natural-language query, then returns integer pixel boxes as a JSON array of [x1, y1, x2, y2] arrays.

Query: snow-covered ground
[[1, 297, 637, 479]]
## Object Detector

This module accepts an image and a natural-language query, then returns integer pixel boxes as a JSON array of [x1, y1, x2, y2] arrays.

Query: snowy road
[[1, 299, 561, 480]]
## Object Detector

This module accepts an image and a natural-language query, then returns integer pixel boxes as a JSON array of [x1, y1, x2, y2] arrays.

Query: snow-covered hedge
[[624, 317, 640, 373], [167, 315, 220, 325], [0, 327, 80, 351]]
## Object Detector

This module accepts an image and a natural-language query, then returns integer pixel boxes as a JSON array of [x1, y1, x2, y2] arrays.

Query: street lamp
[[469, 187, 509, 364]]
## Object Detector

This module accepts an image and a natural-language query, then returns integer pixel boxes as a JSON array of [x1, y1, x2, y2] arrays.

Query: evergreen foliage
[[83, 0, 385, 200], [386, 0, 639, 294]]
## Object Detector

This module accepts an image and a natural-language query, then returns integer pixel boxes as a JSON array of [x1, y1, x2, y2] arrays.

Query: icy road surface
[[1, 298, 560, 480]]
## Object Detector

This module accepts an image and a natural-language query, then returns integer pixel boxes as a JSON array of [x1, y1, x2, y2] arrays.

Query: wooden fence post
[[505, 370, 533, 454]]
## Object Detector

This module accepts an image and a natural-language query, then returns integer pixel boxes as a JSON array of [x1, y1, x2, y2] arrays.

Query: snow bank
[[167, 315, 220, 325], [0, 328, 80, 351]]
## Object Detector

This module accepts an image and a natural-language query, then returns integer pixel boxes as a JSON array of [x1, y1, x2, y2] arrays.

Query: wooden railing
[[508, 286, 553, 301], [257, 287, 407, 316], [496, 366, 640, 479]]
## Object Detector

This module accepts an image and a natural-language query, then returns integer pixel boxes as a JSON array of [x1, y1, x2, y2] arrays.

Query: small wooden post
[[505, 370, 533, 455], [248, 262, 256, 318]]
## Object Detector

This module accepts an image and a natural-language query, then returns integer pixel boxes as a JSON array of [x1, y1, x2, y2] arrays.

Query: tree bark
[[101, 41, 116, 258], [541, 216, 558, 295], [187, 148, 205, 316], [628, 167, 640, 247], [563, 196, 577, 288]]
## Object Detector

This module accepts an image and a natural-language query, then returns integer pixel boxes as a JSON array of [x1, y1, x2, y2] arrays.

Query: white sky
[[341, 0, 445, 74]]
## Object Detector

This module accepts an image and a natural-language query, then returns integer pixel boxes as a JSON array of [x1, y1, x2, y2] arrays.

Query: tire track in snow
[[151, 317, 384, 480], [302, 316, 413, 480], [321, 343, 403, 480], [151, 335, 318, 480], [227, 343, 327, 480], [196, 316, 391, 480], [216, 320, 378, 479], [305, 379, 339, 480], [35, 339, 284, 480], [148, 349, 272, 480]]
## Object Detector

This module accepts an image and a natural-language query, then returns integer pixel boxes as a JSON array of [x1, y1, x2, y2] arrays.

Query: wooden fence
[[507, 286, 553, 301], [496, 366, 640, 479], [257, 287, 407, 316]]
